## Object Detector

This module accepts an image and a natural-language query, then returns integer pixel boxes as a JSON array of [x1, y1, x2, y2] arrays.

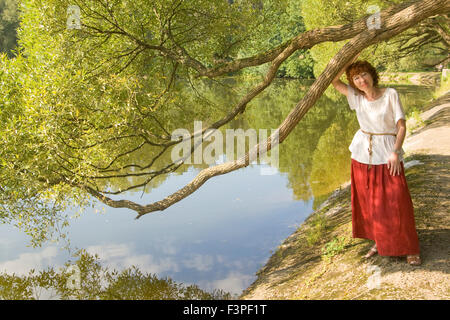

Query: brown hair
[[345, 60, 379, 94]]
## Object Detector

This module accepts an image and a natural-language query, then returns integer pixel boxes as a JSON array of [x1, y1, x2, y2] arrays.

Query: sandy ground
[[403, 93, 450, 156]]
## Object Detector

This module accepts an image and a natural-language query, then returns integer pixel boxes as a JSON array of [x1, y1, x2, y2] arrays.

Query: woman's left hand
[[387, 152, 401, 176]]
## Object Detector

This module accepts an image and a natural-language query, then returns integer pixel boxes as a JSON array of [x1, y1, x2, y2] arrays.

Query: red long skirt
[[350, 159, 420, 256]]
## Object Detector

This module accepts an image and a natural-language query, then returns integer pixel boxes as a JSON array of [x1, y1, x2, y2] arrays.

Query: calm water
[[0, 79, 434, 297]]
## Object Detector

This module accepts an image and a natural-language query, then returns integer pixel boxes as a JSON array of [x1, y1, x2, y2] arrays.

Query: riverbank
[[240, 89, 450, 300]]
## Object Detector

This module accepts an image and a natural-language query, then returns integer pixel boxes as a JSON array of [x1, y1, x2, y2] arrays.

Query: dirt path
[[240, 91, 450, 300], [404, 93, 450, 156]]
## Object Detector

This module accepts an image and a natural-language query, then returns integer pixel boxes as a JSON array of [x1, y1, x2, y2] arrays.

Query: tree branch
[[74, 0, 449, 218]]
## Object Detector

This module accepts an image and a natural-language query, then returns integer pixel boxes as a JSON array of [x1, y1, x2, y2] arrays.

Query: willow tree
[[1, 0, 448, 244]]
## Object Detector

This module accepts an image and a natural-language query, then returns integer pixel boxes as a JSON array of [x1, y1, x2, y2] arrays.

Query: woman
[[331, 54, 421, 265]]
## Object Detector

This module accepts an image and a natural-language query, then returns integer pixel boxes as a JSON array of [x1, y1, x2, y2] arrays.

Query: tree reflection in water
[[0, 249, 234, 300]]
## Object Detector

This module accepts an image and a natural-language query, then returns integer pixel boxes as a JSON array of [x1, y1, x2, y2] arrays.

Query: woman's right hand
[[342, 52, 360, 71], [333, 52, 361, 84]]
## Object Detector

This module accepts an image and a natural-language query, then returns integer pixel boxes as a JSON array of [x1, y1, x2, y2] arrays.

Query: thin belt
[[360, 129, 397, 170]]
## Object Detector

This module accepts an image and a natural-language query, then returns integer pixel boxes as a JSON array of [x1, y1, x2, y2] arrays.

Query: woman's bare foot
[[406, 254, 421, 266], [364, 244, 377, 258]]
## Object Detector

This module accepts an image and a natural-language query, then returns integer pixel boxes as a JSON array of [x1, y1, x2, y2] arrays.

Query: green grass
[[305, 212, 327, 246], [434, 72, 450, 99], [406, 107, 425, 134], [321, 235, 349, 259]]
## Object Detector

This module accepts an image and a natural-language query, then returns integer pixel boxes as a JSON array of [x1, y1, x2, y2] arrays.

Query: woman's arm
[[387, 119, 406, 176], [331, 52, 361, 96], [393, 119, 407, 152]]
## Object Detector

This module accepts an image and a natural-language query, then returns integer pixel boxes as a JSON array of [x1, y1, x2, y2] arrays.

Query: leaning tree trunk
[[77, 0, 450, 219]]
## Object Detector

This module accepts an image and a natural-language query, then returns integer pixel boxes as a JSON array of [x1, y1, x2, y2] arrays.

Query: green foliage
[[0, 249, 233, 300], [406, 107, 425, 135], [305, 211, 327, 246], [230, 0, 314, 79], [321, 235, 349, 259]]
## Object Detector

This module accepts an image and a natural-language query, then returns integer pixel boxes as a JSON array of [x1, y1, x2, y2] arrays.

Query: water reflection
[[0, 248, 233, 300], [0, 79, 434, 299]]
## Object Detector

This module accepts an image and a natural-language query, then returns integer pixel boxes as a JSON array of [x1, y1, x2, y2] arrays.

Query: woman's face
[[352, 71, 373, 91]]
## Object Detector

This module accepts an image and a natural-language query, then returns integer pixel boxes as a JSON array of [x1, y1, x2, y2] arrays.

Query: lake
[[0, 78, 434, 298]]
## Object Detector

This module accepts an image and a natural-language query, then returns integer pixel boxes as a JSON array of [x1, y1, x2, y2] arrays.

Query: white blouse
[[346, 84, 406, 165]]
